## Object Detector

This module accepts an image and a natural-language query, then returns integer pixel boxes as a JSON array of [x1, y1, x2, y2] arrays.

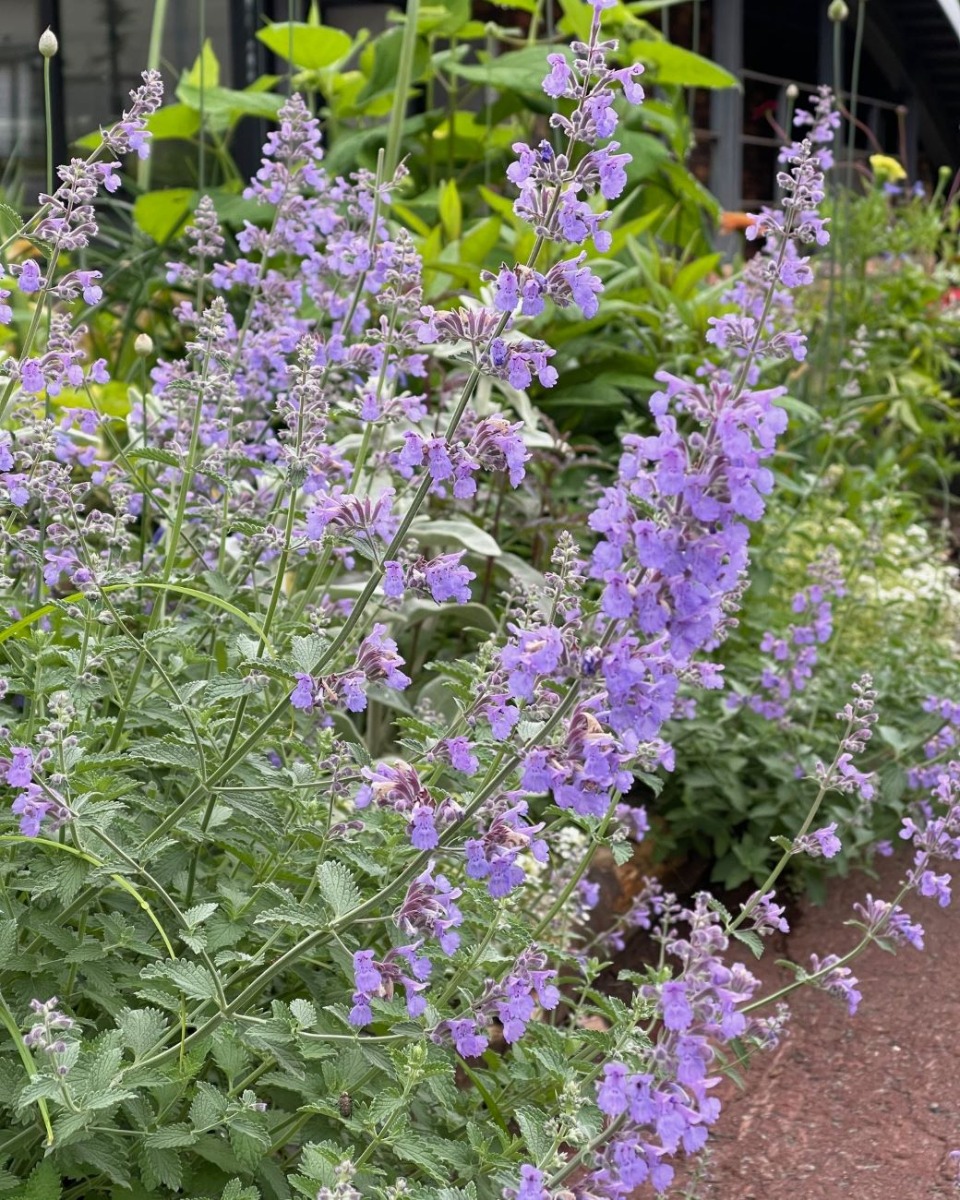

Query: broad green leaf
[[256, 21, 352, 69], [185, 39, 221, 88], [628, 39, 739, 88], [444, 44, 570, 91], [133, 188, 195, 242], [515, 1106, 554, 1163], [146, 103, 202, 141], [48, 381, 132, 418], [460, 215, 502, 265], [417, 0, 471, 35], [410, 517, 501, 557], [176, 81, 286, 129], [357, 28, 431, 106]]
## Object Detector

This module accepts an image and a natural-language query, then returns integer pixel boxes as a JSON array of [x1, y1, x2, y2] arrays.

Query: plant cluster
[[0, 4, 959, 1200]]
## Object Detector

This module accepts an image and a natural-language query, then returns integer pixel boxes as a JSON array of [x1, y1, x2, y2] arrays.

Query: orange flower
[[719, 211, 756, 234]]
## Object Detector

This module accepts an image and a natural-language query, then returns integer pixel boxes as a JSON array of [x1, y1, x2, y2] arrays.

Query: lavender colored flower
[[793, 821, 842, 859]]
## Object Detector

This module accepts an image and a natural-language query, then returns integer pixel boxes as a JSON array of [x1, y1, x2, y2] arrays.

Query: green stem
[[43, 55, 53, 198], [728, 727, 851, 933], [532, 793, 620, 941], [138, 0, 170, 192], [0, 986, 55, 1145], [383, 0, 421, 180]]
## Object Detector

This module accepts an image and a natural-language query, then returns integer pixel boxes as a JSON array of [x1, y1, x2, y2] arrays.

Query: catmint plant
[[0, 5, 956, 1199]]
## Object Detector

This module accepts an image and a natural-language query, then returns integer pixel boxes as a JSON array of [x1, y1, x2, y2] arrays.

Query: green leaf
[[290, 998, 318, 1029], [316, 861, 362, 918], [444, 44, 570, 92], [356, 28, 431, 106], [186, 38, 221, 88], [118, 1007, 169, 1059], [133, 188, 196, 243], [256, 21, 352, 69], [16, 1161, 60, 1200], [139, 1144, 182, 1192], [409, 517, 501, 557], [177, 81, 287, 129], [417, 0, 471, 35], [146, 103, 202, 141], [628, 39, 739, 88], [127, 446, 183, 469], [145, 1123, 200, 1148], [127, 739, 201, 770], [731, 928, 765, 960], [515, 1106, 554, 1163], [438, 179, 462, 242], [291, 632, 328, 673], [141, 958, 220, 1000], [0, 201, 23, 241], [222, 1180, 262, 1200], [184, 902, 218, 928]]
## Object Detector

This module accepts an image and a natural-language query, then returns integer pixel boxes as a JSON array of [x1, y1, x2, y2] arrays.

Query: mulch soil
[[653, 853, 960, 1199]]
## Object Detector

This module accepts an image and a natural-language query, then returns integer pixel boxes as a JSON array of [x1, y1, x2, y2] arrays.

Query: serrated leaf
[[291, 633, 329, 672], [0, 918, 17, 961], [15, 1160, 61, 1200], [127, 446, 183, 468], [127, 739, 201, 769], [731, 928, 765, 959], [290, 998, 317, 1029], [117, 1008, 169, 1056], [184, 902, 218, 928], [145, 1122, 200, 1148], [515, 1105, 554, 1163], [141, 958, 220, 999], [190, 1080, 229, 1128], [139, 1143, 182, 1192], [316, 860, 361, 918], [222, 1180, 261, 1200]]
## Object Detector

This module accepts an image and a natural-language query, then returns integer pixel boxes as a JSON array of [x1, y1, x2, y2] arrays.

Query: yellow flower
[[869, 154, 907, 183]]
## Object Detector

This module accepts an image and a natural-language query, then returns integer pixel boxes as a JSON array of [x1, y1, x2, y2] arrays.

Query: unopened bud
[[785, 83, 799, 100], [134, 332, 154, 356], [827, 0, 849, 21], [38, 28, 58, 58]]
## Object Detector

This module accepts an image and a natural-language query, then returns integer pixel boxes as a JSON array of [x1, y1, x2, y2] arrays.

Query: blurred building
[[1, 0, 959, 210]]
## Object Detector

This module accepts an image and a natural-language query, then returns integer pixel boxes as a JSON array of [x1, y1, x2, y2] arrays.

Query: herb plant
[[1, 5, 959, 1200]]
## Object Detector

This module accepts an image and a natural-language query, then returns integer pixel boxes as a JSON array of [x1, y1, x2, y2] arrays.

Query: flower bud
[[827, 0, 849, 21], [38, 28, 58, 58], [785, 83, 799, 100], [134, 332, 154, 356]]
